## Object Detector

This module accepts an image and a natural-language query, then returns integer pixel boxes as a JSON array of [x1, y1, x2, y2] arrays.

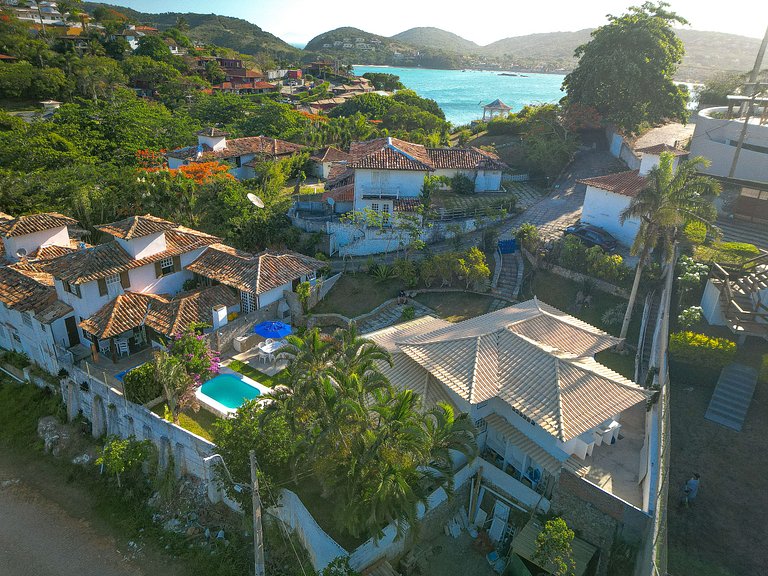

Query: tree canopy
[[562, 1, 689, 134]]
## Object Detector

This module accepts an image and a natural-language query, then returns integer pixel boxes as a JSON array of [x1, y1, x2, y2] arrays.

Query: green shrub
[[451, 173, 475, 195], [669, 331, 737, 370], [400, 305, 415, 321], [683, 221, 707, 245], [1, 350, 31, 370], [585, 246, 629, 284], [515, 222, 540, 253], [760, 355, 768, 384], [370, 263, 394, 281], [694, 241, 760, 266], [123, 363, 161, 405]]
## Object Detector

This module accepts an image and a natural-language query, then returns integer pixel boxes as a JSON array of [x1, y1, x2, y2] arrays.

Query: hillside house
[[578, 144, 688, 247], [166, 128, 305, 179], [0, 212, 324, 373], [309, 146, 351, 179], [364, 299, 658, 570], [366, 299, 655, 513]]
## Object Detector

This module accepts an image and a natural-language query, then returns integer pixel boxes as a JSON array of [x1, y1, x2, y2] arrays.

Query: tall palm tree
[[279, 328, 334, 395], [154, 350, 198, 424], [332, 323, 392, 376], [617, 152, 720, 344], [420, 402, 478, 493]]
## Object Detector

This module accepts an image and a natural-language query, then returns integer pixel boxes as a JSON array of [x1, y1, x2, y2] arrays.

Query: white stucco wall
[[116, 232, 167, 259], [3, 226, 70, 260], [0, 303, 61, 373], [258, 282, 290, 308], [581, 186, 641, 247], [198, 134, 227, 151], [690, 107, 768, 182], [353, 169, 428, 211], [700, 279, 726, 326], [168, 157, 185, 170]]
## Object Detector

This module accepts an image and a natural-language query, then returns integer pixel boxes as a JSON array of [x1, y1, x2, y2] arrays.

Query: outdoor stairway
[[716, 217, 768, 251], [638, 292, 661, 385], [704, 363, 759, 431]]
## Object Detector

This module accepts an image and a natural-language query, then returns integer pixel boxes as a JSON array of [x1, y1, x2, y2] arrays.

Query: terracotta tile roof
[[322, 184, 354, 203], [197, 127, 230, 137], [325, 164, 354, 188], [0, 265, 71, 321], [393, 198, 422, 212], [388, 299, 644, 442], [252, 81, 277, 90], [0, 212, 78, 238], [199, 136, 304, 162], [427, 147, 509, 171], [145, 284, 239, 336], [578, 170, 648, 198], [43, 227, 219, 284], [166, 144, 212, 160], [310, 146, 352, 163], [634, 143, 689, 157], [79, 292, 168, 339], [186, 245, 325, 294], [28, 243, 79, 261], [349, 137, 434, 171], [96, 214, 177, 240], [7, 261, 55, 286]]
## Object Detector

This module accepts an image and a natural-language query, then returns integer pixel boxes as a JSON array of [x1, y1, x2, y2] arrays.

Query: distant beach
[[352, 65, 565, 126]]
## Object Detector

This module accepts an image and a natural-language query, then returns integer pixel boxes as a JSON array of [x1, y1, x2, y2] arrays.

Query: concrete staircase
[[716, 218, 768, 251], [704, 363, 759, 431]]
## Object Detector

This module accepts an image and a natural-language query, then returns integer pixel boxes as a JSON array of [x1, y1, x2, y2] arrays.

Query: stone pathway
[[357, 299, 435, 334], [704, 363, 759, 431], [505, 181, 544, 211]]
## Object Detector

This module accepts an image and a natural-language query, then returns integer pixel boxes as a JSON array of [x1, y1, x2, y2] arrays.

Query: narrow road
[[0, 478, 142, 576], [0, 453, 185, 576]]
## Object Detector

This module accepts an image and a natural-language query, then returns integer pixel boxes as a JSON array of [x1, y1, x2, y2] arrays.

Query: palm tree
[[153, 350, 198, 424], [617, 152, 720, 344], [332, 323, 392, 376], [279, 328, 334, 395], [420, 402, 478, 492]]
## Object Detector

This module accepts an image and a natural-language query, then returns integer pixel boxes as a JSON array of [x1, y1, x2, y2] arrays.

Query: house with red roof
[[578, 144, 688, 246]]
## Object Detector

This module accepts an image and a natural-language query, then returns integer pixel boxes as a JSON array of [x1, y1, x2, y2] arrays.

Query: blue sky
[[99, 0, 767, 46]]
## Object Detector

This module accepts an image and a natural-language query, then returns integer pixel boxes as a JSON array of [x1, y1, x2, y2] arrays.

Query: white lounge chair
[[115, 338, 129, 357]]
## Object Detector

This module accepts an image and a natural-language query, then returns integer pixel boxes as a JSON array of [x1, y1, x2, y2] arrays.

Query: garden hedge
[[122, 363, 161, 405], [669, 331, 736, 370]]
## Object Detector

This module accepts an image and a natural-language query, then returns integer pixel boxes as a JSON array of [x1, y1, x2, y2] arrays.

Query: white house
[[690, 102, 768, 183], [578, 144, 688, 247], [309, 146, 351, 179], [365, 298, 653, 511], [0, 212, 324, 371], [166, 128, 305, 180]]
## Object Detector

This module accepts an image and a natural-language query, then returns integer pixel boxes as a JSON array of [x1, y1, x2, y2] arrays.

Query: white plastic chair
[[98, 340, 111, 356], [115, 339, 129, 357]]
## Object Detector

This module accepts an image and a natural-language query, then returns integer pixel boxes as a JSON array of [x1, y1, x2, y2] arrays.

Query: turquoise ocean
[[352, 65, 566, 127]]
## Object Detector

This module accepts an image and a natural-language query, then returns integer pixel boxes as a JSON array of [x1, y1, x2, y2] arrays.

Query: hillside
[[392, 27, 481, 54], [82, 3, 300, 59]]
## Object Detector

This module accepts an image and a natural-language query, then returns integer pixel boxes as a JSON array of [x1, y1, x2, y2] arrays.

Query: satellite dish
[[15, 248, 27, 258], [247, 193, 265, 209]]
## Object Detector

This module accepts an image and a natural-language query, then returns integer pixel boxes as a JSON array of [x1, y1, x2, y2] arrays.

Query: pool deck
[[228, 347, 288, 377]]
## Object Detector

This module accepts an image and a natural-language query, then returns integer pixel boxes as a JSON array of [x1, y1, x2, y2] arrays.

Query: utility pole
[[250, 450, 266, 576]]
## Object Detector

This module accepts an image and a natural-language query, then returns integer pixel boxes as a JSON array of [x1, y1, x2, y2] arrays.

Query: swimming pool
[[195, 369, 270, 417]]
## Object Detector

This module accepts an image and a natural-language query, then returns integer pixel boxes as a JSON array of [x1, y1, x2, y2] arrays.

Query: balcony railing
[[360, 185, 400, 199]]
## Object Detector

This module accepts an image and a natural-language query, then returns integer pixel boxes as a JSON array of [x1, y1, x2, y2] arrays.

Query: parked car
[[564, 223, 618, 252]]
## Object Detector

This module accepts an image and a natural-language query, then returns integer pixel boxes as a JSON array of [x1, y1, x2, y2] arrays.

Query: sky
[[100, 0, 768, 46]]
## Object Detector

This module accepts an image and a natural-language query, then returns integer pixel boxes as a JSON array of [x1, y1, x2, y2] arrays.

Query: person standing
[[681, 473, 700, 507]]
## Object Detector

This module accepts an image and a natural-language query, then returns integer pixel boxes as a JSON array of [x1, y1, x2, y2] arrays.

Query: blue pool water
[[199, 374, 261, 409], [352, 65, 565, 126], [115, 364, 143, 382]]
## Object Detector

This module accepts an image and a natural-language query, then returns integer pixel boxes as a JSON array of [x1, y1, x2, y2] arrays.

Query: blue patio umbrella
[[253, 321, 292, 339]]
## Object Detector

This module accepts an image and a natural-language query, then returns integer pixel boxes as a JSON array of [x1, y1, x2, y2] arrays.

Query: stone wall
[[550, 471, 650, 576]]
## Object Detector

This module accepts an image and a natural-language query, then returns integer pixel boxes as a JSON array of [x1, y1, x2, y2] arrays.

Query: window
[[22, 312, 33, 327], [63, 281, 81, 298], [105, 274, 122, 297], [371, 203, 379, 212], [381, 203, 390, 224], [160, 257, 175, 276]]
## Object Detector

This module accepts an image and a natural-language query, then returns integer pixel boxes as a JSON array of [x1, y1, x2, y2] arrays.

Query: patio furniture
[[488, 500, 511, 544], [253, 321, 292, 339], [115, 338, 129, 357], [260, 339, 286, 355], [98, 340, 111, 356]]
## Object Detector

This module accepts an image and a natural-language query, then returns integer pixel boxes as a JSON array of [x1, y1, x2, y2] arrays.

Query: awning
[[484, 413, 564, 475], [511, 519, 597, 576]]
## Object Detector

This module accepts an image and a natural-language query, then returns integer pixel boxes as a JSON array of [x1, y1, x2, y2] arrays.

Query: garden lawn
[[312, 273, 402, 318], [414, 292, 495, 323], [667, 337, 768, 576], [595, 350, 635, 380], [227, 360, 287, 388], [151, 402, 218, 442], [523, 270, 642, 344]]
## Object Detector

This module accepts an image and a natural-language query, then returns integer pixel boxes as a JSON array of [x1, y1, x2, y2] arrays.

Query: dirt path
[[0, 451, 186, 576]]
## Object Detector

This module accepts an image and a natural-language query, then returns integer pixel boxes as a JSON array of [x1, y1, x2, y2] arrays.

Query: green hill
[[392, 27, 481, 54], [83, 2, 300, 59]]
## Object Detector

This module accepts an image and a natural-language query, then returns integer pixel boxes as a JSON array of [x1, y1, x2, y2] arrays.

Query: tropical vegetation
[[214, 325, 478, 542], [669, 331, 737, 370], [616, 152, 720, 344], [562, 1, 689, 134]]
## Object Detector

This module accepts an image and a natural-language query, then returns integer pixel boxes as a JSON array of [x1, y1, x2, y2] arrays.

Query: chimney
[[212, 305, 228, 330]]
